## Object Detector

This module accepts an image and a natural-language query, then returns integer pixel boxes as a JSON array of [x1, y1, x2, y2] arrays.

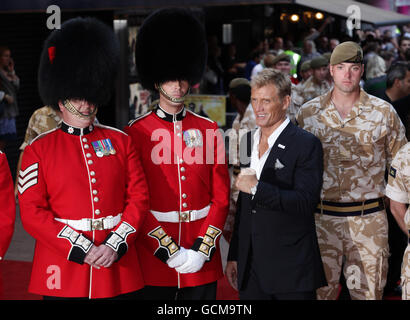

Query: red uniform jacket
[[0, 151, 16, 260], [18, 122, 149, 298], [126, 106, 230, 288]]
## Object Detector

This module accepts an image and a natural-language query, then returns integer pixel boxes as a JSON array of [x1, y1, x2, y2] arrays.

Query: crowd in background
[[200, 23, 410, 129]]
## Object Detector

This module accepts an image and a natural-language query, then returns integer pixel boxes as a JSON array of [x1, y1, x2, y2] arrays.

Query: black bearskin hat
[[135, 8, 207, 91], [38, 17, 120, 110]]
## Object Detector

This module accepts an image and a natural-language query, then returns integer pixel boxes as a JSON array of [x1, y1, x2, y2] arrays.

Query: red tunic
[[18, 123, 149, 298], [0, 151, 16, 260], [126, 106, 230, 288]]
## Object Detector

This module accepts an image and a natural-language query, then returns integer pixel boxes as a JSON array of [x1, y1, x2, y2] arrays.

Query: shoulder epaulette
[[186, 109, 215, 124], [30, 127, 60, 145], [128, 111, 153, 127], [94, 123, 128, 136]]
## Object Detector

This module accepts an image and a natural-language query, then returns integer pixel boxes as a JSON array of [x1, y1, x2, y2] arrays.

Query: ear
[[58, 101, 65, 113], [393, 78, 402, 89], [329, 65, 334, 77], [282, 95, 291, 111]]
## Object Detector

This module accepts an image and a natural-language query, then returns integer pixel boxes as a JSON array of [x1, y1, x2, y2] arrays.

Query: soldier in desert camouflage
[[14, 106, 61, 195], [225, 78, 256, 242], [385, 142, 410, 300], [293, 55, 332, 108], [297, 41, 407, 300]]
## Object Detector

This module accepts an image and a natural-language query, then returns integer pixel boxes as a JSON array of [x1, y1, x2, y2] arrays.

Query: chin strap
[[63, 100, 98, 120], [157, 84, 190, 104]]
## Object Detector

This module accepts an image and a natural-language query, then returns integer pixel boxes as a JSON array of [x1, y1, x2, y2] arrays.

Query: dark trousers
[[43, 290, 143, 300], [239, 254, 316, 300], [142, 282, 217, 300]]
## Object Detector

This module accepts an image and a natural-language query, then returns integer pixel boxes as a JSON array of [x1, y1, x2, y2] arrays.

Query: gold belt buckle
[[180, 211, 192, 222]]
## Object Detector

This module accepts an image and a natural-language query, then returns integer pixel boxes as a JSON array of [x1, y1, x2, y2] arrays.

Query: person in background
[[393, 36, 410, 64], [382, 62, 410, 138], [14, 105, 62, 196], [294, 56, 332, 107], [225, 78, 256, 243], [251, 53, 276, 80], [297, 60, 313, 86], [363, 55, 387, 99], [0, 46, 19, 152]]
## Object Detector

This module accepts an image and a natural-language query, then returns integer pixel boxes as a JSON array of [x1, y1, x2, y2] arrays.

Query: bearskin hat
[[135, 8, 207, 91], [38, 17, 120, 110]]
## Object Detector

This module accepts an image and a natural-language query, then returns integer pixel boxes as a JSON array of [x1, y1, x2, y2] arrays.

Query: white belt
[[55, 213, 122, 231], [150, 205, 210, 223]]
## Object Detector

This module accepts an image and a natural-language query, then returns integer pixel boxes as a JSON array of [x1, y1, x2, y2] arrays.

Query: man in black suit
[[225, 68, 327, 300]]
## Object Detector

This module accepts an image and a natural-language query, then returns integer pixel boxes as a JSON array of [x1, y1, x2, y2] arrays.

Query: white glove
[[175, 249, 207, 274], [166, 247, 188, 268]]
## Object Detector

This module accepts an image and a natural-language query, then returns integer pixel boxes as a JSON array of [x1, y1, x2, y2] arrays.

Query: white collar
[[253, 117, 290, 149]]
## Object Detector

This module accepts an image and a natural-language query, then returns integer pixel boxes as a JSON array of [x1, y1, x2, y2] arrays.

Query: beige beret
[[330, 41, 363, 65]]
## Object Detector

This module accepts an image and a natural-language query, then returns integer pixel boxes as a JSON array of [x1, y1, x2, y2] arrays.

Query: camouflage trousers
[[401, 245, 410, 300], [223, 171, 240, 243], [315, 210, 389, 300]]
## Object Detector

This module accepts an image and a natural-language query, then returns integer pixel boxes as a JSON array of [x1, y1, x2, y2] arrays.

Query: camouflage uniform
[[297, 89, 407, 300], [385, 142, 410, 300], [286, 83, 300, 125], [225, 104, 256, 242], [19, 106, 61, 151], [293, 75, 332, 108]]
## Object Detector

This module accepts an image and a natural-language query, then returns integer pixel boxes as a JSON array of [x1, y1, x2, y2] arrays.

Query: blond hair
[[250, 68, 291, 99]]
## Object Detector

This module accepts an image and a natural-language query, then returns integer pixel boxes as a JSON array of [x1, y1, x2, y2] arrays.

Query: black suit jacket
[[228, 121, 327, 294]]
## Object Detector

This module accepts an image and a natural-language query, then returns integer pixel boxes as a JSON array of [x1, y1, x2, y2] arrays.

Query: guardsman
[[126, 8, 230, 300], [18, 17, 149, 299], [0, 151, 15, 262], [297, 41, 407, 300], [385, 142, 410, 300], [0, 151, 15, 298]]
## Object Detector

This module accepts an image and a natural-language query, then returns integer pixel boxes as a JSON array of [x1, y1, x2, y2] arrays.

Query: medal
[[98, 140, 109, 156], [104, 138, 116, 155], [92, 141, 105, 157], [92, 139, 116, 157], [183, 129, 203, 148]]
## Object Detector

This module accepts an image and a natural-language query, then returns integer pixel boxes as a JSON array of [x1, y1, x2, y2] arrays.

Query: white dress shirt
[[250, 118, 290, 179]]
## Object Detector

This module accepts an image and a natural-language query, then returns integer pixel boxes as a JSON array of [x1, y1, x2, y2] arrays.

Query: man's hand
[[84, 244, 101, 269], [84, 244, 118, 269], [225, 261, 238, 291], [4, 94, 14, 104], [235, 169, 258, 194]]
